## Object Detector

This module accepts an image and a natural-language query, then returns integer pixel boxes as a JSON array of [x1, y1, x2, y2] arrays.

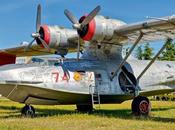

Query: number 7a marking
[[52, 72, 59, 83]]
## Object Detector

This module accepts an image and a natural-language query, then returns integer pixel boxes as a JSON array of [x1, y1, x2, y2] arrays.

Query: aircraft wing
[[0, 44, 57, 57], [0, 42, 80, 57], [140, 85, 175, 97], [115, 15, 175, 44]]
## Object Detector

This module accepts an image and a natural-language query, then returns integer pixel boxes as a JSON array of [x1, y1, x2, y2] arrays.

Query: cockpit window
[[31, 58, 44, 63], [31, 58, 61, 66], [54, 62, 61, 66], [48, 60, 60, 66]]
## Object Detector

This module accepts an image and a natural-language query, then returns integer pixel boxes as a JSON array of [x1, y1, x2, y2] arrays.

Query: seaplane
[[0, 4, 175, 117]]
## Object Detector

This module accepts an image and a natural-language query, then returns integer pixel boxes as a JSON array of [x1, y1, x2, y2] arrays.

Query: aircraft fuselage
[[0, 58, 174, 105]]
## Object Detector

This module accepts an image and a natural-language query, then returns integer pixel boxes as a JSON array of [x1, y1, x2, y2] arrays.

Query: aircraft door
[[95, 70, 110, 94]]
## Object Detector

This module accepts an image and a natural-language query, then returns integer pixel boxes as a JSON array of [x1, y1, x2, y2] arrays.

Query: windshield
[[31, 57, 44, 63]]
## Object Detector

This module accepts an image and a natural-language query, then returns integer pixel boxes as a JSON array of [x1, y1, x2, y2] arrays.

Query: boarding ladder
[[89, 85, 101, 109]]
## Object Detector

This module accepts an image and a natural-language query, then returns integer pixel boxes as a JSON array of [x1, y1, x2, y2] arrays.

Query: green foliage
[[135, 43, 153, 60], [142, 43, 154, 60], [135, 45, 143, 60], [0, 99, 174, 130], [158, 38, 175, 61], [135, 38, 175, 61]]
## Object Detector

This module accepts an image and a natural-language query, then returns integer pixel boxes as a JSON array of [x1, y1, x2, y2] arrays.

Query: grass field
[[0, 98, 174, 130]]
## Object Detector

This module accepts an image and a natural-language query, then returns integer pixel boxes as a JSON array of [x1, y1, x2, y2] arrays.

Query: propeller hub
[[77, 15, 96, 41], [25, 4, 50, 52], [31, 33, 40, 38], [35, 25, 50, 46], [72, 24, 81, 30], [64, 5, 100, 41]]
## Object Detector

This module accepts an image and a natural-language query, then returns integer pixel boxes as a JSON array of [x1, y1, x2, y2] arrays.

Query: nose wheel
[[21, 105, 35, 117], [131, 96, 151, 116]]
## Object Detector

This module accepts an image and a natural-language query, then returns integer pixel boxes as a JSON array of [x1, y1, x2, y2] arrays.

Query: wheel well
[[118, 66, 137, 92]]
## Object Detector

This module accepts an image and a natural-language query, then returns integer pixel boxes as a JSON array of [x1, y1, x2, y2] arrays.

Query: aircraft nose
[[0, 67, 19, 82], [0, 70, 11, 82]]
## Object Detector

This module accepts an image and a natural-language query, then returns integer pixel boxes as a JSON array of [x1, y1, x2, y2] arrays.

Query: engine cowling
[[78, 15, 126, 42], [36, 25, 78, 51]]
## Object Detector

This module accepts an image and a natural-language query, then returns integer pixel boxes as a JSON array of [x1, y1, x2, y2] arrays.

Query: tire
[[21, 105, 35, 118], [131, 96, 151, 116], [76, 104, 93, 113]]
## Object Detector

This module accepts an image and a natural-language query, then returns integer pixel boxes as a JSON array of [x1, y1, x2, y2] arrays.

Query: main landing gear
[[21, 104, 35, 117], [131, 96, 151, 116]]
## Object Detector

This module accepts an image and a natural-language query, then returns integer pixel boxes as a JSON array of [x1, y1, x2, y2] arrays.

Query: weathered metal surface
[[0, 55, 174, 105], [0, 13, 175, 105]]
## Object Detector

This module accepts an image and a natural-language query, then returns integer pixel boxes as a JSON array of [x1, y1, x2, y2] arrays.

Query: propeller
[[25, 4, 50, 52], [77, 36, 80, 60], [64, 5, 100, 30], [64, 6, 101, 60]]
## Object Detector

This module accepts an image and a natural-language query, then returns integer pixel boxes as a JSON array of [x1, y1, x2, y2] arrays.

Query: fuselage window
[[95, 74, 102, 79], [166, 64, 171, 68]]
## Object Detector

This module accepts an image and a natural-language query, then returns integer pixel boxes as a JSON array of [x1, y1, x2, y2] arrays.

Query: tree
[[135, 43, 154, 60], [142, 43, 154, 60], [158, 38, 175, 61], [135, 45, 143, 60]]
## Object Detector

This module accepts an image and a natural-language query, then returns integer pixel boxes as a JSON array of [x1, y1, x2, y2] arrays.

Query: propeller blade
[[38, 37, 50, 51], [36, 4, 41, 32], [81, 5, 101, 26], [77, 36, 80, 61], [25, 38, 35, 51], [64, 9, 79, 24]]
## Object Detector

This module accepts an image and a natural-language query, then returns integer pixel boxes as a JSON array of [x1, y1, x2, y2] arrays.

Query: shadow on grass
[[0, 105, 175, 123], [0, 105, 20, 111], [36, 108, 76, 117], [151, 106, 175, 112], [93, 108, 175, 123]]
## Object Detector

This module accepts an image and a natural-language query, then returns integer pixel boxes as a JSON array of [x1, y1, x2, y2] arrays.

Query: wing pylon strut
[[110, 32, 144, 80], [136, 39, 170, 81], [110, 33, 170, 97]]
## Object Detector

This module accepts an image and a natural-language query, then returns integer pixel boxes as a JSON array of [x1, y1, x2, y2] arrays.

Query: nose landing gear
[[131, 96, 151, 116], [21, 104, 35, 117]]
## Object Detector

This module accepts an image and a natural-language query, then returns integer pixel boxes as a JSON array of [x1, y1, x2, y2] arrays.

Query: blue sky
[[0, 0, 175, 54]]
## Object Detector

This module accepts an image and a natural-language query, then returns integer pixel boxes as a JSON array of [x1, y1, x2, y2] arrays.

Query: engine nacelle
[[36, 25, 78, 52], [78, 15, 126, 42]]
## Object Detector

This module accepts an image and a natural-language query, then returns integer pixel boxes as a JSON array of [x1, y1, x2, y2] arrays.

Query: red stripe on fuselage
[[0, 52, 16, 66]]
